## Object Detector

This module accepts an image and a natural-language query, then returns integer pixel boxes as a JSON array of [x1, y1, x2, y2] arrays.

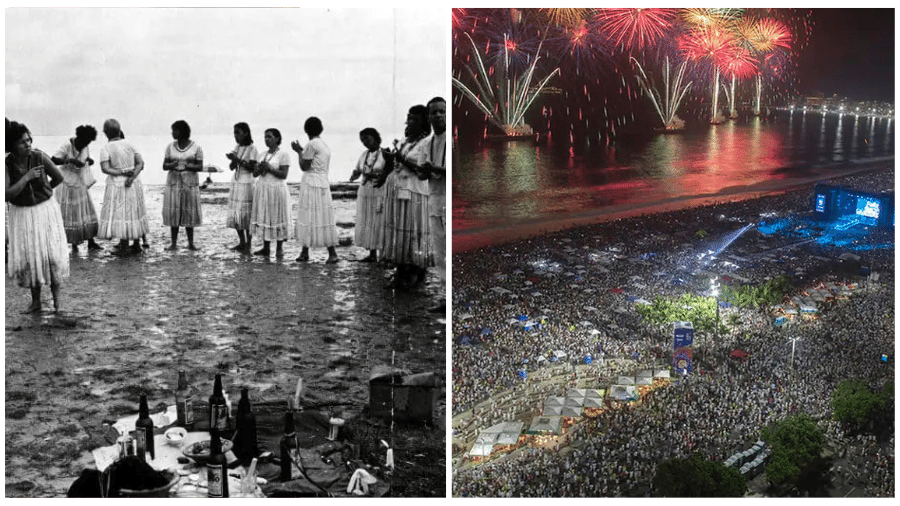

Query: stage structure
[[673, 321, 694, 375], [813, 184, 894, 229]]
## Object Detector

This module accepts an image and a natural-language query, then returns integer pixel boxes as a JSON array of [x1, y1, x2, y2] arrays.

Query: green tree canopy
[[722, 275, 793, 309], [652, 452, 747, 497], [636, 294, 726, 336], [830, 379, 888, 427], [761, 414, 825, 488]]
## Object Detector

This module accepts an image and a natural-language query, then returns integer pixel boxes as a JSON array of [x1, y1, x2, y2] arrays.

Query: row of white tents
[[468, 368, 673, 457]]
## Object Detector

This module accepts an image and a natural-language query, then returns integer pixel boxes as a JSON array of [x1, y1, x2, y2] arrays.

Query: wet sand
[[5, 184, 446, 497], [453, 158, 893, 253]]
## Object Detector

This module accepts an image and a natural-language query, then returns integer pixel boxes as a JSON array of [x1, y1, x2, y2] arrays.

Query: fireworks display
[[595, 8, 677, 52], [453, 8, 817, 138]]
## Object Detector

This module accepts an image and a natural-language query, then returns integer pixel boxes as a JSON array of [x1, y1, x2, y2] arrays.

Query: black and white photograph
[[6, 7, 447, 497]]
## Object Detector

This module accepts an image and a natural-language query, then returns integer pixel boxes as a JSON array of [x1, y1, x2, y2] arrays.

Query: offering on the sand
[[184, 438, 234, 465], [164, 427, 187, 446]]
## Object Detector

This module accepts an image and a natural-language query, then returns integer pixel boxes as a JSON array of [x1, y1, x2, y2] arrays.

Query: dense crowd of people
[[452, 169, 894, 497], [5, 99, 447, 313]]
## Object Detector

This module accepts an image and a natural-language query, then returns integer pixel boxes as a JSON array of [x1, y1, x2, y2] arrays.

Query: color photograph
[[451, 8, 893, 497]]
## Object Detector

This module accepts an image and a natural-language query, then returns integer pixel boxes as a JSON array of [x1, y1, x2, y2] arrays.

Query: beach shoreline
[[5, 185, 447, 497], [453, 158, 893, 253], [450, 164, 893, 497]]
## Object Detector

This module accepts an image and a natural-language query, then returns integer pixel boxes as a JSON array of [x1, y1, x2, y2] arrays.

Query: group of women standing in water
[[5, 98, 446, 313]]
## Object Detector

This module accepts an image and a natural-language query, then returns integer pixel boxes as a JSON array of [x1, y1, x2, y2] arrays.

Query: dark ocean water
[[453, 111, 894, 244]]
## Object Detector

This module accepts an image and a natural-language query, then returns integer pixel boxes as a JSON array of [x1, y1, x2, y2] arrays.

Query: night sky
[[799, 9, 894, 101]]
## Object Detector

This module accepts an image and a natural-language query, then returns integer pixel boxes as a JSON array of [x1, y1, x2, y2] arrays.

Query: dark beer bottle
[[135, 393, 155, 461], [279, 409, 297, 481], [234, 387, 258, 463], [209, 374, 228, 431], [207, 427, 229, 498], [175, 370, 194, 430]]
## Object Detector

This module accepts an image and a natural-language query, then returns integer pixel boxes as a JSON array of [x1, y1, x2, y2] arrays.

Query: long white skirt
[[354, 183, 384, 250], [7, 198, 70, 288], [250, 178, 291, 242], [226, 177, 254, 231], [56, 174, 99, 244], [294, 182, 338, 248], [381, 174, 431, 268], [98, 176, 150, 240]]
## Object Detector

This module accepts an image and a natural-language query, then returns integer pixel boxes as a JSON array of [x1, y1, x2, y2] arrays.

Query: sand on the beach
[[5, 184, 447, 497]]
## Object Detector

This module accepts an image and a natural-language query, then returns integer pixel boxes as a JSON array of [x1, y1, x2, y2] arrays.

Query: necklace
[[263, 148, 278, 164], [362, 150, 379, 174]]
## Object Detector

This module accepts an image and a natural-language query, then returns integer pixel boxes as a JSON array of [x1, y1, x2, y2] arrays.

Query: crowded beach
[[451, 166, 894, 497]]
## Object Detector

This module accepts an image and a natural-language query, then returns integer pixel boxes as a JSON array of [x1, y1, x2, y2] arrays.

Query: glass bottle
[[207, 427, 229, 498], [135, 393, 155, 461], [208, 373, 228, 431], [175, 370, 194, 430]]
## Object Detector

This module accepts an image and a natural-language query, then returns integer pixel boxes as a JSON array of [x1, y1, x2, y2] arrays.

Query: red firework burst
[[754, 18, 792, 52], [679, 27, 738, 67], [452, 9, 466, 29], [721, 47, 758, 79], [596, 8, 677, 50]]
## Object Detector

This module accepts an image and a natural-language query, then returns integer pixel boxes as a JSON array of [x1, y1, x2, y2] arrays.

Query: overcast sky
[[6, 8, 447, 138]]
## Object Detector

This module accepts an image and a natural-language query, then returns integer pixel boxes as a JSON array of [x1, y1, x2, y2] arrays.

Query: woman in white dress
[[381, 105, 432, 289], [290, 116, 338, 264], [349, 127, 386, 262], [224, 122, 258, 251], [250, 128, 291, 257], [5, 121, 69, 313], [98, 119, 150, 255], [162, 119, 203, 250], [50, 124, 102, 252]]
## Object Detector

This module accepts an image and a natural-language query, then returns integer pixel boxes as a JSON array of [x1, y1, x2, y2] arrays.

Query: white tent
[[496, 431, 521, 446], [543, 406, 563, 416], [490, 286, 512, 295], [544, 396, 566, 407], [567, 389, 588, 398], [636, 376, 653, 386], [553, 350, 568, 360], [560, 406, 582, 417], [586, 389, 605, 398], [474, 432, 499, 445], [468, 443, 494, 457], [564, 396, 585, 408], [583, 397, 605, 409], [617, 376, 635, 385], [528, 416, 563, 435], [470, 422, 523, 456], [609, 385, 637, 401], [654, 369, 671, 379], [481, 421, 522, 436]]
